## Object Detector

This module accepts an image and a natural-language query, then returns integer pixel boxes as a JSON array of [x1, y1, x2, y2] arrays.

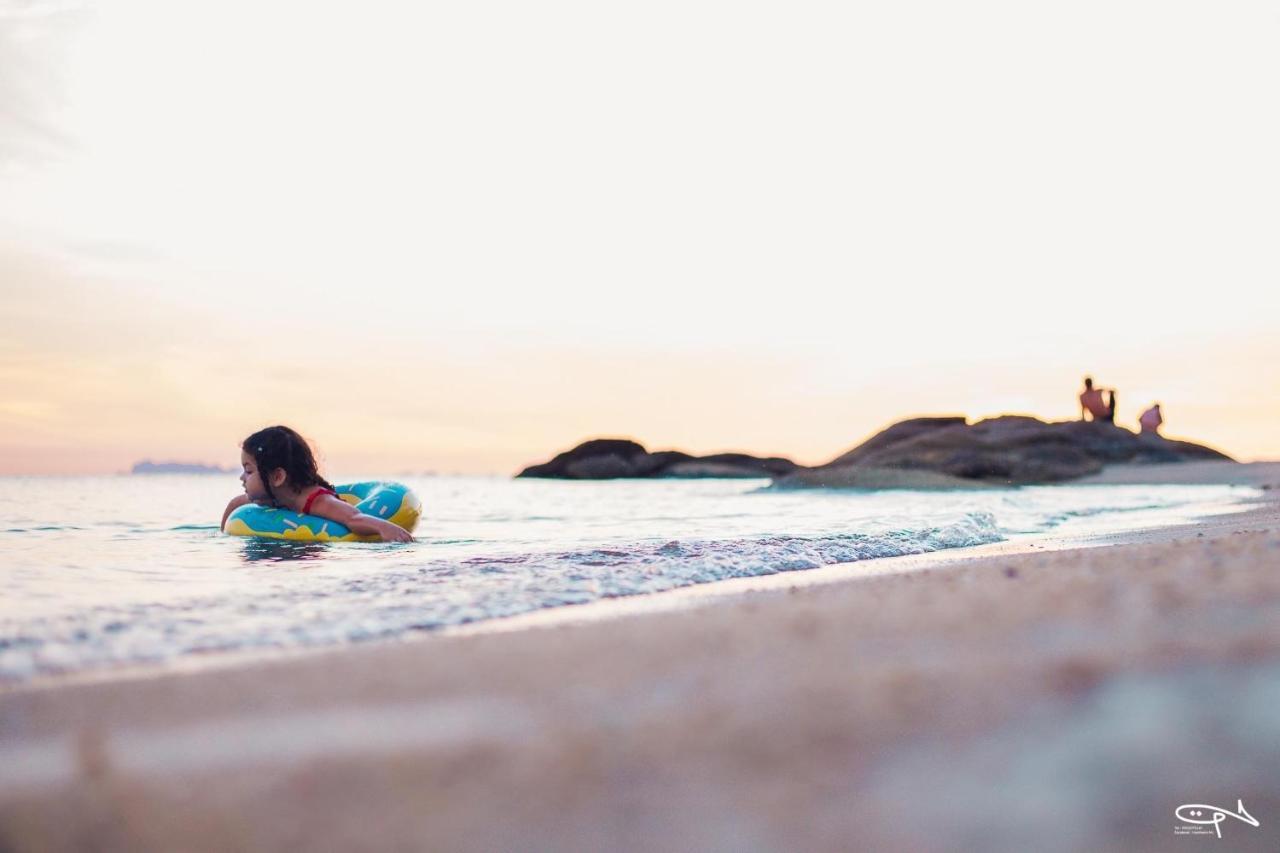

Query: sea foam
[[0, 476, 1258, 681]]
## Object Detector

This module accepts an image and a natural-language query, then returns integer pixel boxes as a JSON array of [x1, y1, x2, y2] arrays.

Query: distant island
[[517, 417, 1233, 486], [131, 460, 233, 475]]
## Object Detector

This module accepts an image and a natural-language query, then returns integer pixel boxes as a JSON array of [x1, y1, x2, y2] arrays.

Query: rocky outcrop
[[778, 466, 1001, 490], [517, 439, 799, 480], [820, 417, 968, 468], [776, 416, 1233, 488], [520, 418, 1233, 486]]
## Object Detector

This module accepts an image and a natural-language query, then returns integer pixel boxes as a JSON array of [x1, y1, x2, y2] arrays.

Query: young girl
[[220, 425, 414, 543]]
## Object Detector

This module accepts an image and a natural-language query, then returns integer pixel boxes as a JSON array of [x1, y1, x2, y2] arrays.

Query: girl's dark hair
[[242, 426, 335, 507]]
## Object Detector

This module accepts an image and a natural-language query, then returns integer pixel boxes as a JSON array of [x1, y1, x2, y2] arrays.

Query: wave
[[456, 511, 1001, 582], [0, 513, 1002, 681]]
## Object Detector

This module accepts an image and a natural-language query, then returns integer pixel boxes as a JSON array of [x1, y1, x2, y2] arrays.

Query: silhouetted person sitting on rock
[[1139, 403, 1163, 435], [1079, 377, 1116, 423]]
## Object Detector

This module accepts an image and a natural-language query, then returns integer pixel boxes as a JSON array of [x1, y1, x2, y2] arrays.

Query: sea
[[0, 474, 1261, 683]]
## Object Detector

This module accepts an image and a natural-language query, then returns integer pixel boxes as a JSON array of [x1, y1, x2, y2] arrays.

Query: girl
[[221, 426, 414, 543]]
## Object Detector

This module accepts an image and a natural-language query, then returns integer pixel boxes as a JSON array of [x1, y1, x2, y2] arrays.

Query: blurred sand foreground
[[2, 464, 1279, 852]]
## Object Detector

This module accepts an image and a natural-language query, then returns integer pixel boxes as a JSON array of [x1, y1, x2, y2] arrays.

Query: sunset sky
[[2, 0, 1277, 475]]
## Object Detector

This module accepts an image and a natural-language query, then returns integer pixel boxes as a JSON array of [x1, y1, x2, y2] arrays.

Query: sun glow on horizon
[[1, 0, 1277, 475]]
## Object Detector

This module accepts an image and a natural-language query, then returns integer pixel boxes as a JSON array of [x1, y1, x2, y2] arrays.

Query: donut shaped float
[[224, 481, 421, 541]]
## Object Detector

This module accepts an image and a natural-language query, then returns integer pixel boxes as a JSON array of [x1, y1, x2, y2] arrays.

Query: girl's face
[[240, 450, 278, 503]]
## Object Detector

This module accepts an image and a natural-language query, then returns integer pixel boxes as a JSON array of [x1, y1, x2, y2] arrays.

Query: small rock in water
[[1004, 567, 1019, 579]]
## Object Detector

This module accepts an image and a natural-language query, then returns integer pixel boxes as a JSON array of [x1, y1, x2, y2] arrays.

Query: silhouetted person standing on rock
[[1079, 377, 1116, 423], [1139, 403, 1163, 435]]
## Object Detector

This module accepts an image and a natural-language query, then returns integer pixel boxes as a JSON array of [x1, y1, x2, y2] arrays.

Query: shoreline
[[442, 491, 1271, 638], [2, 485, 1279, 849], [2, 479, 1267, 695], [0, 499, 1274, 845]]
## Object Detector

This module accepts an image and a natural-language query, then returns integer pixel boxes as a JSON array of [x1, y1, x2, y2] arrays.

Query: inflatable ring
[[224, 481, 421, 541]]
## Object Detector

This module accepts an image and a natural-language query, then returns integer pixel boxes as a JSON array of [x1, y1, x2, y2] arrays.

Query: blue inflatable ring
[[224, 481, 421, 541]]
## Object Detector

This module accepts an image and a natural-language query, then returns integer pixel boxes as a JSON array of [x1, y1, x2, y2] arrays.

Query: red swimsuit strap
[[302, 487, 337, 515]]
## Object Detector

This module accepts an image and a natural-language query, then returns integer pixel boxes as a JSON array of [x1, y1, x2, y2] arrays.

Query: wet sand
[[1, 470, 1279, 851]]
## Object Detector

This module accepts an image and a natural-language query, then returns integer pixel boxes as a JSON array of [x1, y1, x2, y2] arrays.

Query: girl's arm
[[309, 494, 414, 543], [221, 495, 251, 530]]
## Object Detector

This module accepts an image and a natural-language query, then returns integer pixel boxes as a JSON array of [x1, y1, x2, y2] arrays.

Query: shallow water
[[0, 475, 1259, 681]]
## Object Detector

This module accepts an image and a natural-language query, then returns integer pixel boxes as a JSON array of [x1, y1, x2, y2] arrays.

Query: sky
[[1, 0, 1277, 475]]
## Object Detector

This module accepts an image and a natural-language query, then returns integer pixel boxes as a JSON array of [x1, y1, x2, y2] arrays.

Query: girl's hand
[[306, 494, 415, 542], [377, 519, 414, 543]]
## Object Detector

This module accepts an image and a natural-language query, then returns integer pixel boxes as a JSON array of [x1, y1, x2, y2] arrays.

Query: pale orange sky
[[1, 1, 1277, 475]]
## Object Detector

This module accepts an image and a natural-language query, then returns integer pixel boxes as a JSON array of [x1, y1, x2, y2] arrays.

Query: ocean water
[[0, 475, 1259, 683]]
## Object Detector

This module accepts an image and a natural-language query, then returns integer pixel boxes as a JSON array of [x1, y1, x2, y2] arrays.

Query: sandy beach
[[6, 0, 1278, 847], [2, 464, 1279, 852]]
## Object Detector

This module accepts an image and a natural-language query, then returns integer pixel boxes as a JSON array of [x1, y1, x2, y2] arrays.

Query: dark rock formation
[[520, 418, 1232, 486], [821, 417, 967, 468], [517, 439, 798, 480], [776, 416, 1232, 488]]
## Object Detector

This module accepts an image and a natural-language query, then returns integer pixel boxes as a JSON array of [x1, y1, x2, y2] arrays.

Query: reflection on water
[[240, 539, 330, 563], [0, 475, 1260, 681]]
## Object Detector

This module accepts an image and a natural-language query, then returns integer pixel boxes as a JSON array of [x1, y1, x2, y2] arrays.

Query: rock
[[822, 417, 967, 468], [693, 453, 799, 478], [519, 439, 648, 479], [564, 454, 644, 479], [662, 460, 792, 479], [774, 466, 998, 490], [520, 417, 1232, 485], [774, 416, 1233, 488], [517, 440, 798, 480]]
